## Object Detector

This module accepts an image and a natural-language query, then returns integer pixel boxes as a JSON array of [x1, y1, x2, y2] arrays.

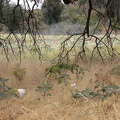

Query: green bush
[[45, 62, 87, 84], [13, 64, 26, 81]]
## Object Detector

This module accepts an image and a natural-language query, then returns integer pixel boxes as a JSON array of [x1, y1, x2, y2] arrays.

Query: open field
[[0, 60, 120, 120], [0, 34, 120, 61]]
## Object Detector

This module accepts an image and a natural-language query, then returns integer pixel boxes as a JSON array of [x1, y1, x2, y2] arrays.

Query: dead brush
[[94, 69, 113, 85], [109, 65, 120, 76]]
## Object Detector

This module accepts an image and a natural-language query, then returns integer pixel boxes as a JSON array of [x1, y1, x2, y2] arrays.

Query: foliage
[[78, 0, 120, 20], [61, 6, 85, 24], [41, 0, 64, 25], [35, 81, 52, 96], [45, 62, 87, 84], [0, 77, 18, 99], [0, 1, 24, 32], [72, 82, 120, 100], [13, 64, 26, 81]]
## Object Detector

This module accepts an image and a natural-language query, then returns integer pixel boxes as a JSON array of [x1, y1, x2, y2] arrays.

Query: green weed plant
[[13, 64, 26, 81], [35, 81, 52, 96], [0, 77, 18, 99], [71, 82, 120, 100], [45, 62, 87, 85]]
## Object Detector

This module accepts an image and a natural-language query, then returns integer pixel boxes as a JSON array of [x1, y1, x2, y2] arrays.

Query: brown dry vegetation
[[0, 59, 120, 120]]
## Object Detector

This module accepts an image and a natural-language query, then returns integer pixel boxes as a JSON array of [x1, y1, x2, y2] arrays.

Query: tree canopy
[[41, 0, 64, 25], [0, 1, 24, 32]]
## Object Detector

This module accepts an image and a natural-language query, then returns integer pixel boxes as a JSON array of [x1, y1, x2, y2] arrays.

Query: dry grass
[[0, 59, 120, 120]]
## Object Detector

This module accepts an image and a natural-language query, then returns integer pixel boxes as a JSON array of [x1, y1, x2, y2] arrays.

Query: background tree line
[[0, 0, 120, 33]]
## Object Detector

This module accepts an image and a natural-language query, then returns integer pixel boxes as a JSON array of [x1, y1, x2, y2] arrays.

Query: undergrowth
[[35, 81, 52, 96], [13, 64, 26, 81], [0, 77, 18, 99], [45, 62, 87, 84], [71, 82, 120, 100], [36, 63, 120, 100]]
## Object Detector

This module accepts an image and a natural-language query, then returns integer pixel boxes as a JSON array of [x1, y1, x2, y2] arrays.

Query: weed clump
[[35, 82, 52, 96], [0, 77, 18, 99], [13, 64, 26, 81], [72, 82, 120, 100]]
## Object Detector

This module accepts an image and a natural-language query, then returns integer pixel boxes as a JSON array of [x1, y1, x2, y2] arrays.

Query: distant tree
[[41, 0, 64, 25], [0, 0, 24, 32]]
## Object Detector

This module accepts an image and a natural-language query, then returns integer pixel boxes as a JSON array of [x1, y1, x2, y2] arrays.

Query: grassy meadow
[[0, 34, 120, 120], [0, 34, 120, 61]]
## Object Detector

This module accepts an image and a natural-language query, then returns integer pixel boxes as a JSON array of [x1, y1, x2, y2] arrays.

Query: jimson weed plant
[[71, 82, 120, 100], [35, 81, 52, 96], [45, 62, 87, 84], [36, 62, 87, 96], [0, 77, 18, 99]]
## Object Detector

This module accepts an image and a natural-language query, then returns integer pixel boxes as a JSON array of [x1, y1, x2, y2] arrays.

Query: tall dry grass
[[0, 59, 120, 120]]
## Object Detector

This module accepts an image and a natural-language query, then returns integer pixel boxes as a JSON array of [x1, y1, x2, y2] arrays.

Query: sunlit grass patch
[[0, 34, 120, 62]]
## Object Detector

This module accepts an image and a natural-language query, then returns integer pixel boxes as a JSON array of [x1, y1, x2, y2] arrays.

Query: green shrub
[[13, 64, 26, 81], [45, 62, 87, 84]]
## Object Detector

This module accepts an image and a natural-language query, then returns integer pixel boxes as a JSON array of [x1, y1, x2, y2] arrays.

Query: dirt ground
[[0, 60, 120, 120]]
